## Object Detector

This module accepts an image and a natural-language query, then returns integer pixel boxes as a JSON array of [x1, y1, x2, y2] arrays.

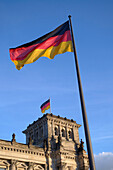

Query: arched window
[[40, 127, 43, 137], [61, 128, 66, 137], [16, 162, 28, 170], [68, 129, 73, 139], [31, 135, 33, 139], [34, 164, 44, 170], [0, 160, 10, 170], [37, 131, 38, 139], [55, 127, 59, 136]]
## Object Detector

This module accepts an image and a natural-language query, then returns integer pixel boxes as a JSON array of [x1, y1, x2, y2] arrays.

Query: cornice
[[23, 113, 81, 133], [0, 139, 44, 156]]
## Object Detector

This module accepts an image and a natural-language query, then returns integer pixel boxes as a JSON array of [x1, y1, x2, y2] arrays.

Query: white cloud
[[95, 152, 113, 170], [93, 135, 113, 141]]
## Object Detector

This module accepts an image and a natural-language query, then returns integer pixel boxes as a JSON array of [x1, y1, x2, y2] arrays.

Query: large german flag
[[9, 21, 73, 70]]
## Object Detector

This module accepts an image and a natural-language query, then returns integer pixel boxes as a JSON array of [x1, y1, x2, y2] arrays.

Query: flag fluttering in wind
[[40, 99, 50, 113], [9, 15, 96, 169], [9, 21, 73, 70]]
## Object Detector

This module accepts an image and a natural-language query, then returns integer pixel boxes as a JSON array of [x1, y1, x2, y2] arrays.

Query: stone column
[[26, 132, 30, 144], [43, 121, 45, 137], [52, 120, 54, 136], [28, 162, 33, 170], [7, 165, 9, 170], [33, 128, 35, 144], [60, 163, 67, 170], [75, 127, 80, 144], [69, 166, 73, 170], [11, 160, 16, 170], [45, 164, 47, 170], [59, 122, 61, 137], [45, 152, 51, 170], [48, 120, 51, 138], [72, 126, 75, 141], [66, 124, 69, 140]]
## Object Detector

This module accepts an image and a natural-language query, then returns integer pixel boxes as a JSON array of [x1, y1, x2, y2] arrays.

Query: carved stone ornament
[[11, 159, 17, 165], [80, 139, 84, 149], [12, 133, 16, 142], [78, 139, 85, 152], [61, 162, 67, 169], [28, 136, 33, 146]]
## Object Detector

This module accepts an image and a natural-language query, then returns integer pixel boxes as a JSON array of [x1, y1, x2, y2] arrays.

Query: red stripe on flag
[[41, 102, 50, 111], [10, 30, 71, 61]]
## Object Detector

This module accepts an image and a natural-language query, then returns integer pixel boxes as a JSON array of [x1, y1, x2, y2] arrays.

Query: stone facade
[[0, 113, 89, 170]]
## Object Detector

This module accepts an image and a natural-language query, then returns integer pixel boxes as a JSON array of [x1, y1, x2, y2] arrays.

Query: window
[[40, 127, 43, 136], [61, 129, 66, 137], [68, 129, 73, 139], [38, 127, 43, 139], [16, 162, 27, 169], [55, 127, 59, 136], [37, 131, 38, 139], [0, 160, 9, 170], [30, 132, 33, 139]]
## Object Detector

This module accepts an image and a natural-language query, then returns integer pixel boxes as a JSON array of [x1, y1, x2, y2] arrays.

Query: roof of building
[[23, 113, 81, 134]]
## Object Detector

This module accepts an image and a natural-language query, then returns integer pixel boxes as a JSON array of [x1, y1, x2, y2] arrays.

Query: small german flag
[[40, 99, 50, 113], [9, 21, 73, 70]]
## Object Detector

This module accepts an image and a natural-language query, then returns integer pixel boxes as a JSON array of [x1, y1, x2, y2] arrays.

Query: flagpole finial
[[68, 15, 71, 19]]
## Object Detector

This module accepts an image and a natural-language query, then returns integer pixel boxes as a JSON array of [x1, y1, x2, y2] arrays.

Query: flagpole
[[68, 15, 96, 170], [49, 97, 52, 113]]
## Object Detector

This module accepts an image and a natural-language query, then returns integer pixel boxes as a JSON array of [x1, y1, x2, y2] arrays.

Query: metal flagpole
[[68, 15, 96, 170], [49, 97, 52, 113]]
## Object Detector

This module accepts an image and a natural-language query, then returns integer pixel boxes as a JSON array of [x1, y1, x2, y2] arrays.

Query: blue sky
[[0, 0, 113, 161]]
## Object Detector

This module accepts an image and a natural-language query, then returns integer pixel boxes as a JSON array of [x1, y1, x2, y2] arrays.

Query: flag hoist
[[9, 16, 96, 170]]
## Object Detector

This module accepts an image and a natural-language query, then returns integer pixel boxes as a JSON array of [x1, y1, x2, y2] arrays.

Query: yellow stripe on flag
[[12, 41, 73, 70]]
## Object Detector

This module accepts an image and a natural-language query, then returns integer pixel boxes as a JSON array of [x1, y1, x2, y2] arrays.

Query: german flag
[[9, 21, 73, 70], [40, 99, 50, 113]]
